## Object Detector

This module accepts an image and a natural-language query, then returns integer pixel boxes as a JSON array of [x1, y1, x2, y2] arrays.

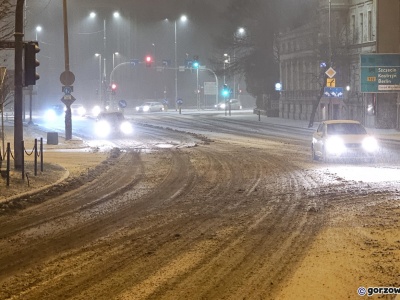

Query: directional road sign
[[324, 87, 344, 98], [360, 54, 400, 93]]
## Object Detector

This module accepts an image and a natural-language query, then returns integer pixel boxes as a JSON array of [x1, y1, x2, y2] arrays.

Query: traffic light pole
[[14, 0, 25, 169], [62, 0, 72, 140]]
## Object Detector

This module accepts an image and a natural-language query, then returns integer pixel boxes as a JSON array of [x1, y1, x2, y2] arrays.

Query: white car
[[94, 111, 133, 138], [70, 104, 86, 117], [215, 99, 242, 110], [135, 102, 164, 112], [311, 120, 379, 162]]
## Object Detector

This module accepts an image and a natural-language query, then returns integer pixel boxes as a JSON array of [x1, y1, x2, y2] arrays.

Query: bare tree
[[0, 0, 15, 41]]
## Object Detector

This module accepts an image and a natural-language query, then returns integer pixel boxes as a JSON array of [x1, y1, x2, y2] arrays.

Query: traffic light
[[145, 55, 152, 67], [111, 83, 117, 95], [192, 55, 199, 69], [24, 41, 40, 86], [222, 84, 230, 98]]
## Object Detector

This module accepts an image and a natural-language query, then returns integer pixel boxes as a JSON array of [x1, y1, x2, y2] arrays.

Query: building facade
[[277, 0, 400, 129]]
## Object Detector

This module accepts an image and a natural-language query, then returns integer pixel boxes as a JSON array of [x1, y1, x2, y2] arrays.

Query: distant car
[[44, 104, 64, 121], [135, 101, 164, 112], [311, 120, 379, 162], [215, 99, 242, 110], [94, 111, 133, 138], [71, 104, 86, 116]]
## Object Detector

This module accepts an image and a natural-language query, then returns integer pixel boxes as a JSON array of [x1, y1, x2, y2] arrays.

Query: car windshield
[[327, 123, 367, 135]]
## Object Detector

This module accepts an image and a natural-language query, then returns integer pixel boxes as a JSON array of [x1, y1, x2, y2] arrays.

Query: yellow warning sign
[[327, 78, 336, 87]]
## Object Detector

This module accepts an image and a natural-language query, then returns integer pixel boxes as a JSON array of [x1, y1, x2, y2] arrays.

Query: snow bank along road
[[0, 112, 399, 299]]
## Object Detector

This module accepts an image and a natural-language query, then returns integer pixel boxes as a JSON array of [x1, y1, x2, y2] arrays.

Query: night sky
[[23, 0, 231, 108]]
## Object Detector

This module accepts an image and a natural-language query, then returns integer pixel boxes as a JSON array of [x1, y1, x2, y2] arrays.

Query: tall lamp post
[[233, 27, 246, 99], [95, 53, 102, 106], [223, 53, 230, 85], [35, 25, 42, 41], [112, 52, 119, 70], [89, 11, 120, 109], [174, 15, 187, 110]]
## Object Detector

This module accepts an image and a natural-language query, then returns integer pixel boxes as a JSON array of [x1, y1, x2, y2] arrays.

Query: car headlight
[[136, 107, 140, 111], [120, 121, 133, 134], [78, 107, 86, 116], [95, 120, 111, 137], [362, 136, 378, 152], [45, 109, 57, 121], [325, 136, 346, 154], [220, 103, 226, 109], [143, 105, 150, 112], [92, 105, 101, 117]]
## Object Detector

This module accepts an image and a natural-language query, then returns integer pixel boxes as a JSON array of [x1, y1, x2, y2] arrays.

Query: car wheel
[[311, 145, 318, 161], [322, 147, 330, 163]]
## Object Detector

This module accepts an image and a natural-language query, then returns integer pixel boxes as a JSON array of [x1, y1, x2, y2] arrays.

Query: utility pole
[[59, 0, 76, 140], [14, 0, 25, 169]]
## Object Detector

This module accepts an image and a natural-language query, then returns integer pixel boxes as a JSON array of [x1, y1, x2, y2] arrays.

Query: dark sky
[[24, 0, 231, 107]]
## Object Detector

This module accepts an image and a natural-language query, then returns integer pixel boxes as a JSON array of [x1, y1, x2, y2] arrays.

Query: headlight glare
[[362, 136, 378, 152], [325, 136, 346, 154], [95, 120, 111, 138], [92, 105, 101, 117], [120, 121, 133, 134]]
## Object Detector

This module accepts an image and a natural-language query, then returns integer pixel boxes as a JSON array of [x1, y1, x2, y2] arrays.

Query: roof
[[322, 120, 361, 125]]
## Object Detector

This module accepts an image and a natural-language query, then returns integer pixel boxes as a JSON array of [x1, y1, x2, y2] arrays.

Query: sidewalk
[[0, 122, 106, 204], [231, 111, 400, 142]]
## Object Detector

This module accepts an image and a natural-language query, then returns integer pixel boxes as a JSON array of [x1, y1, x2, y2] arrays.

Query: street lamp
[[112, 52, 119, 70], [89, 11, 121, 109], [174, 15, 187, 110], [95, 53, 102, 106], [35, 25, 42, 41], [223, 53, 230, 84], [233, 27, 246, 99]]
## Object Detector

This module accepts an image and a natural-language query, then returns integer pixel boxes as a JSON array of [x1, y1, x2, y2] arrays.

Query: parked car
[[94, 111, 133, 138], [311, 120, 379, 162], [215, 99, 242, 110], [71, 104, 86, 116], [135, 101, 164, 112]]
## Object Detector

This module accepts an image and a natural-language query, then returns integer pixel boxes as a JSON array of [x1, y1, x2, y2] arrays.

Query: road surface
[[0, 111, 399, 299]]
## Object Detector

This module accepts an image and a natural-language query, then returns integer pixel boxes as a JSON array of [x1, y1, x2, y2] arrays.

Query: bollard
[[34, 138, 38, 176], [40, 138, 43, 172], [6, 142, 10, 187], [179, 107, 181, 114], [258, 110, 261, 121]]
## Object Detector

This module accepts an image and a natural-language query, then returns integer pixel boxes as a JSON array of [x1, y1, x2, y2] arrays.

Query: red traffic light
[[145, 56, 152, 67]]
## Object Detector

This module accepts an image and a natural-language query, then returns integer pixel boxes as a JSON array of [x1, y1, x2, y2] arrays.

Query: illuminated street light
[[174, 15, 187, 110], [223, 53, 230, 84], [113, 52, 119, 69], [35, 25, 42, 41], [89, 11, 121, 109], [95, 53, 102, 105]]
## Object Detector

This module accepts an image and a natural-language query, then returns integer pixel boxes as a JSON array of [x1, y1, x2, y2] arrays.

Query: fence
[[0, 138, 44, 187]]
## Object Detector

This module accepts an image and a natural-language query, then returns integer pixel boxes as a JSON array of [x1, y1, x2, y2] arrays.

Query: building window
[[368, 10, 372, 41], [360, 13, 364, 43], [351, 15, 356, 44]]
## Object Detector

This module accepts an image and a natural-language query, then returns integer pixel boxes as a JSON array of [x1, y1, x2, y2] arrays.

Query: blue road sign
[[324, 87, 344, 98], [118, 99, 127, 108]]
